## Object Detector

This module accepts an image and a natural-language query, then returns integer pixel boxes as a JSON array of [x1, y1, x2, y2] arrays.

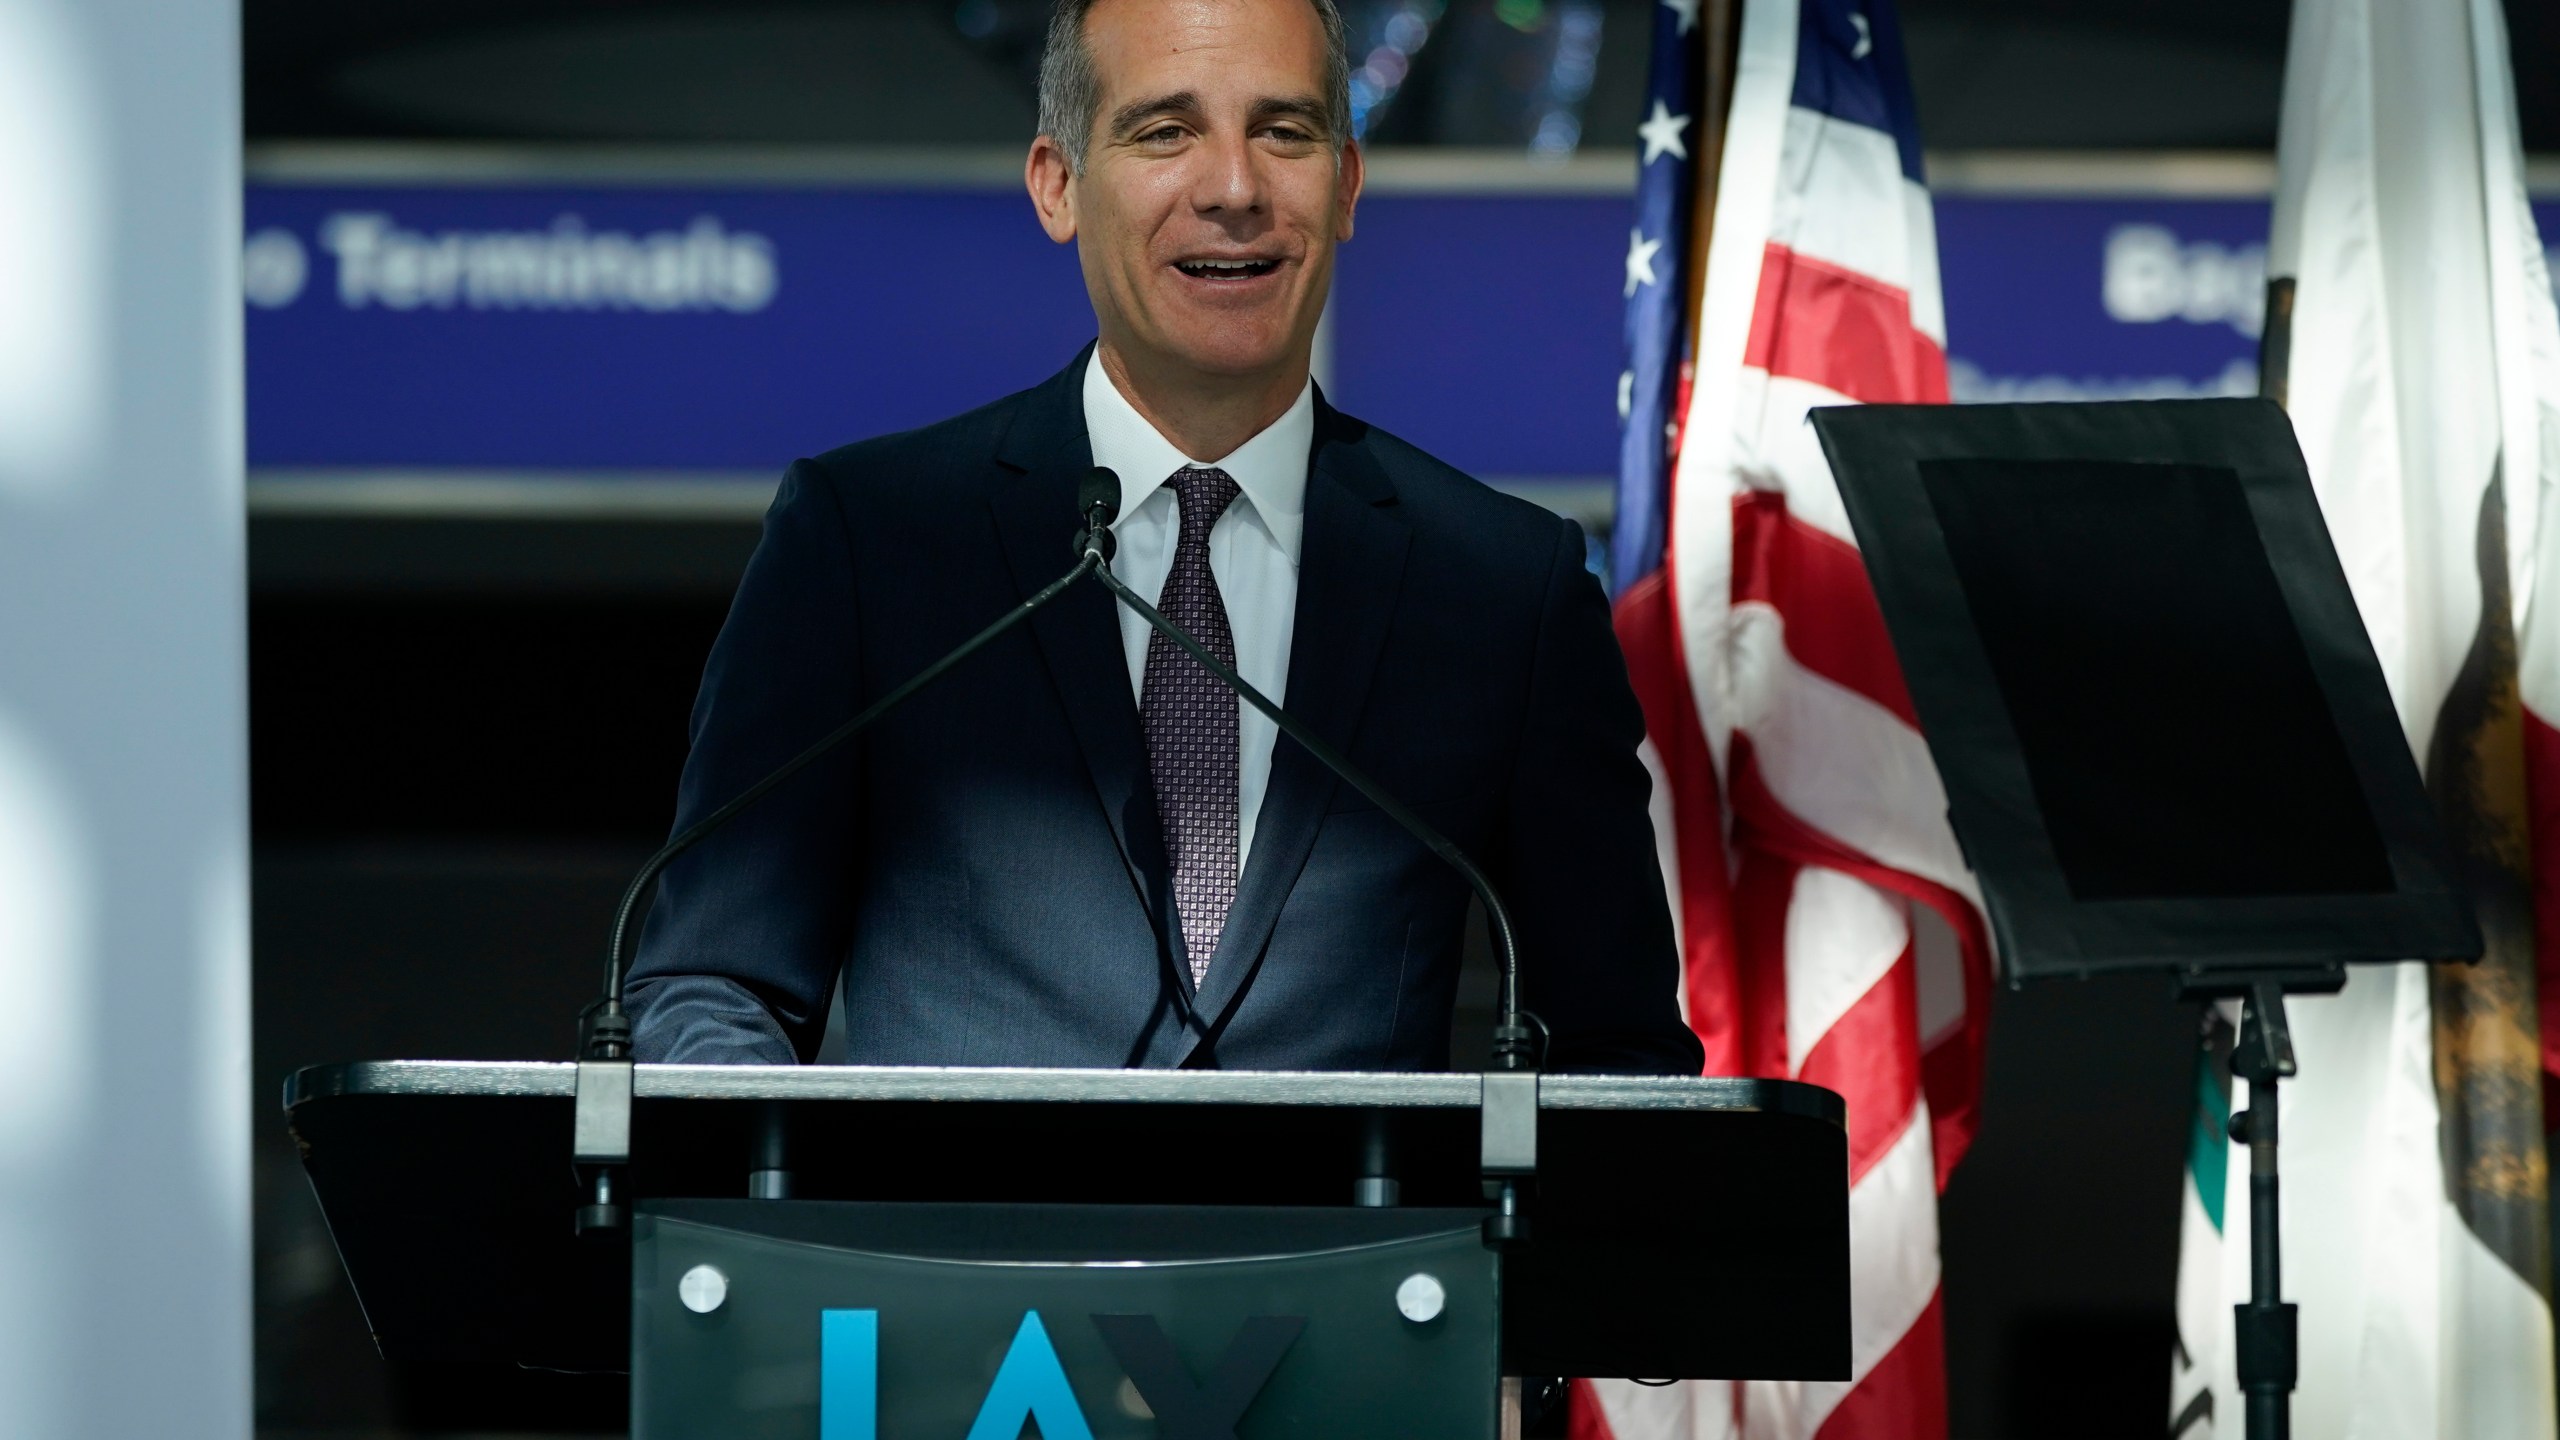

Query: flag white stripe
[[2498, 7, 2560, 708], [2275, 0, 2499, 767], [1672, 0, 1798, 769], [1842, 1103, 1939, 1379], [1735, 372, 1862, 547], [1782, 866, 1909, 1076], [1769, 108, 1916, 296], [1757, 114, 1945, 352], [2443, 1217, 2560, 1440], [2468, 0, 2560, 627], [1726, 602, 1979, 900]]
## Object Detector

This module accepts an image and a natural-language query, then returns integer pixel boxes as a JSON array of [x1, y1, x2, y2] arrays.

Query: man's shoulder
[[1327, 407, 1578, 558], [797, 385, 1033, 498]]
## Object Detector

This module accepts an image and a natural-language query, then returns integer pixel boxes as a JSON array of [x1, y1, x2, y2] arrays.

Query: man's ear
[[1335, 138, 1365, 243], [1026, 136, 1079, 244]]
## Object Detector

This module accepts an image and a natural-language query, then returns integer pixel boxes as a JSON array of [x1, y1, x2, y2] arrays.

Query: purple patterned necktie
[[1142, 466, 1244, 988]]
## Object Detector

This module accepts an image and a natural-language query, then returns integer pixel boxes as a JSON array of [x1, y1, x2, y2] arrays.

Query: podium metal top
[[285, 1061, 1849, 1381], [286, 1059, 1844, 1119]]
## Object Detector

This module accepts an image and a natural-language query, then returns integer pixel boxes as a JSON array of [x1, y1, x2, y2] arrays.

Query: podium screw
[[677, 1264, 729, 1314], [1396, 1272, 1446, 1323]]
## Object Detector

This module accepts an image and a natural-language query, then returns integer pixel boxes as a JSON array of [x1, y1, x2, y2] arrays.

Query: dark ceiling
[[244, 0, 2557, 151]]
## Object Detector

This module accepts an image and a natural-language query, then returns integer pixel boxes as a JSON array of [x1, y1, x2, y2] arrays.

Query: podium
[[288, 1061, 1848, 1436]]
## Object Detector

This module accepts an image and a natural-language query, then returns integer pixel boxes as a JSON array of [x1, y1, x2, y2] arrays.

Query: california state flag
[[2168, 0, 2560, 1434]]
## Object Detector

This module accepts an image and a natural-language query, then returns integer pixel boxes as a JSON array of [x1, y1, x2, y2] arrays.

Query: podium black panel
[[286, 1063, 1849, 1381]]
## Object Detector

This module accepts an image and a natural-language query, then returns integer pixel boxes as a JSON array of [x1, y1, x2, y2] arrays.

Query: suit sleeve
[[626, 459, 865, 1063], [1497, 521, 1706, 1076]]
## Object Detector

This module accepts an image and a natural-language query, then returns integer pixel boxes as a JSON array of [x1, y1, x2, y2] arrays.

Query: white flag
[[2171, 0, 2560, 1435]]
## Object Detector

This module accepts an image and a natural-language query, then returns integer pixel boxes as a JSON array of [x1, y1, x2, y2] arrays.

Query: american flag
[[1577, 0, 1993, 1437]]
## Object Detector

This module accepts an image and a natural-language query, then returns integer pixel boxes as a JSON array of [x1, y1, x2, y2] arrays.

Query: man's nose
[[1192, 130, 1264, 215]]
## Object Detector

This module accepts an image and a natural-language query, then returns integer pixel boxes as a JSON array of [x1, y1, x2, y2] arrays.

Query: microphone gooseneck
[[572, 476, 1116, 1235], [588, 544, 1104, 1062]]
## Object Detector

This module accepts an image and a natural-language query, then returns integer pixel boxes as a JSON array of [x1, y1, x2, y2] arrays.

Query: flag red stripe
[[1731, 492, 1919, 727], [1727, 739, 1996, 1184], [1732, 846, 1802, 1080], [1568, 1379, 1620, 1440], [1811, 1290, 1949, 1440], [1745, 243, 1952, 406], [1615, 570, 1741, 1075], [1795, 944, 1924, 1185]]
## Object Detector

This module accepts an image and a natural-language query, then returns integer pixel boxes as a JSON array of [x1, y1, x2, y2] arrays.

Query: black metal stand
[[2175, 969, 2337, 1440], [2229, 982, 2300, 1440]]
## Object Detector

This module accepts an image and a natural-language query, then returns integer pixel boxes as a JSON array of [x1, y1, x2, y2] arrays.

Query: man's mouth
[[1174, 257, 1281, 280]]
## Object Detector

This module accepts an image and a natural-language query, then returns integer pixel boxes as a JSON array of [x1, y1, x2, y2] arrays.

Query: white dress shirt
[[1082, 350, 1312, 872]]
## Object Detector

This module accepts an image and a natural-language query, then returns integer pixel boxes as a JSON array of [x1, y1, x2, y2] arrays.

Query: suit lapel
[[1178, 403, 1409, 1060], [988, 357, 1171, 927]]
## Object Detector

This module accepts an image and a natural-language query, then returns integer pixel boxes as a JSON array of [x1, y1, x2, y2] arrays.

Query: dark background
[[245, 1, 2545, 1435], [241, 0, 2559, 150]]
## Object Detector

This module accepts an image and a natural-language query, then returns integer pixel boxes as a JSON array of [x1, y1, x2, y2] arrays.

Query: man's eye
[[1138, 126, 1186, 144]]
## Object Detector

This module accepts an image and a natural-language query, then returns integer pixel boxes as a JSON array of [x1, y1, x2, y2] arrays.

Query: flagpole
[[1681, 0, 1739, 333]]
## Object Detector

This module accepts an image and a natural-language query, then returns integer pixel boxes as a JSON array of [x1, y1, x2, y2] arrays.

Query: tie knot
[[1169, 466, 1242, 537]]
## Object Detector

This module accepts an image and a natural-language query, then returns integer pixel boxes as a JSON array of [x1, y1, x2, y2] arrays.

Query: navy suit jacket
[[627, 351, 1703, 1075]]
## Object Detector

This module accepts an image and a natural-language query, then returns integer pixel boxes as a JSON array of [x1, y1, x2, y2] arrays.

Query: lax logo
[[821, 1309, 1304, 1440]]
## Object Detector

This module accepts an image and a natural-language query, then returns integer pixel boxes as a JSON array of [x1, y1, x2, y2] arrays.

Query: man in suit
[[627, 0, 1702, 1075]]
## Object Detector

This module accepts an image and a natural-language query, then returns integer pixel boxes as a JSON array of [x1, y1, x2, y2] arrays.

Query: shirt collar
[[1081, 348, 1312, 562]]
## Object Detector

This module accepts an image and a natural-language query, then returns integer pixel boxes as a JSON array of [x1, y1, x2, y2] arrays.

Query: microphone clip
[[1074, 504, 1117, 565]]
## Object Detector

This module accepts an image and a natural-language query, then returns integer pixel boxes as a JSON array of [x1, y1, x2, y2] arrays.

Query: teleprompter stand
[[1811, 399, 2485, 1440], [2173, 970, 2339, 1440]]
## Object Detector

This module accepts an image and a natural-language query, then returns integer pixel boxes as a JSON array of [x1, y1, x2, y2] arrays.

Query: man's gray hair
[[1036, 0, 1353, 174]]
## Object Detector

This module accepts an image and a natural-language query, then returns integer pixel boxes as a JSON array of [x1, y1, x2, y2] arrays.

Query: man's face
[[1030, 0, 1362, 385]]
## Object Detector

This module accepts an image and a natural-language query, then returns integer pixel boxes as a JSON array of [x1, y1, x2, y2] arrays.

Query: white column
[[0, 0, 251, 1435]]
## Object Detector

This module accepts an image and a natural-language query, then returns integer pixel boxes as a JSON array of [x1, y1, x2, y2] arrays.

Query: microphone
[[571, 488, 1109, 1235], [1077, 466, 1543, 1238], [1076, 467, 1119, 563]]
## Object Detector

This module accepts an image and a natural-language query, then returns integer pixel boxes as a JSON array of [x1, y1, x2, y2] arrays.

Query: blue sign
[[242, 181, 2560, 483], [1939, 196, 2270, 401], [817, 1307, 1301, 1440], [243, 186, 1092, 472], [1330, 193, 1633, 478]]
